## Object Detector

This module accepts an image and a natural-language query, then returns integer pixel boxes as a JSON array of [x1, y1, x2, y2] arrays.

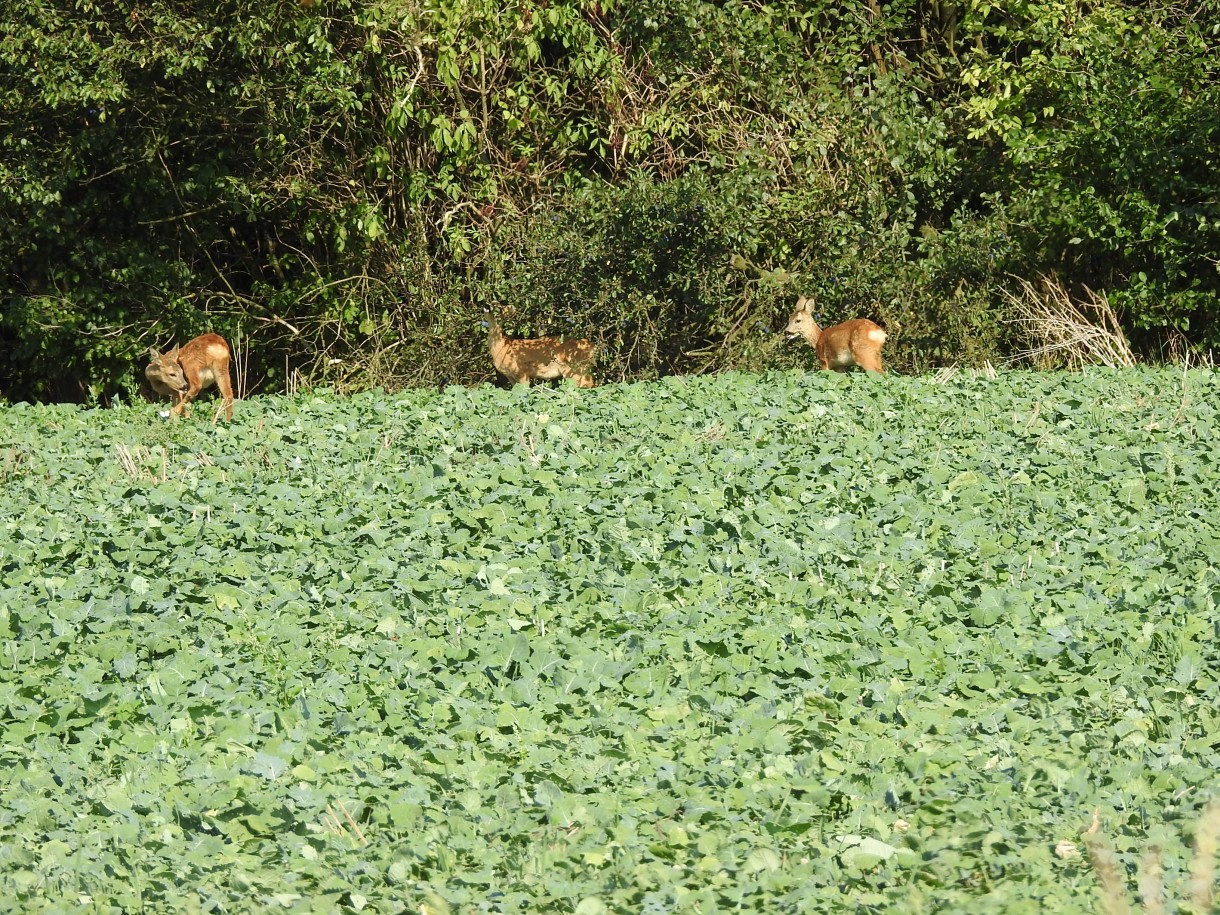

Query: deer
[[785, 295, 887, 374], [487, 314, 597, 388], [145, 333, 235, 421]]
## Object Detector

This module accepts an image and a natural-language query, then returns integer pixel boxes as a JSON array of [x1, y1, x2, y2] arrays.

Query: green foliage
[[484, 171, 773, 380], [2, 368, 1220, 909], [0, 1, 317, 400], [958, 0, 1220, 348], [2, 0, 1218, 402]]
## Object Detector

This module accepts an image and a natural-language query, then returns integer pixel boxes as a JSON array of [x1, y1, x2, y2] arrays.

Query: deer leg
[[858, 352, 885, 374], [184, 385, 205, 417], [215, 372, 235, 421]]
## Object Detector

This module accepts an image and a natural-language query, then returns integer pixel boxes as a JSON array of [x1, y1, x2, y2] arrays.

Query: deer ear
[[166, 346, 180, 359], [148, 346, 162, 361]]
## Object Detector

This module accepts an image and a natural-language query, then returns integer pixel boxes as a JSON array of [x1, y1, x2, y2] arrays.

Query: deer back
[[488, 317, 597, 387], [815, 319, 887, 373], [174, 333, 232, 389]]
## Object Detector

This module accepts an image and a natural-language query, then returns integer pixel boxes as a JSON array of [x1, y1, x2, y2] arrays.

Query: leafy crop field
[[2, 368, 1219, 913]]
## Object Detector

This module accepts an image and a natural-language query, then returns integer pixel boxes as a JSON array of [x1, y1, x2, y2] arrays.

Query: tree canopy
[[2, 0, 1217, 402]]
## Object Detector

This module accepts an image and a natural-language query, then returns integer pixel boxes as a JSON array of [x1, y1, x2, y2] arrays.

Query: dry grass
[[1005, 277, 1136, 369], [114, 443, 169, 482], [1, 446, 30, 482], [1186, 801, 1220, 912], [1083, 801, 1220, 914], [929, 362, 998, 384], [1084, 809, 1133, 915], [319, 799, 369, 848], [229, 330, 250, 402]]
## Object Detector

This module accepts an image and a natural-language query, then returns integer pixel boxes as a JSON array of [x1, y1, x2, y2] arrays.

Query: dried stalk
[[1005, 276, 1135, 369]]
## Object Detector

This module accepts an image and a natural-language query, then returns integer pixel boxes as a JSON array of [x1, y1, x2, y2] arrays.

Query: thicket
[[1, 0, 1218, 402]]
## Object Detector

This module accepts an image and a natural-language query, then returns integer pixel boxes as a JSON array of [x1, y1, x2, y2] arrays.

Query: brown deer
[[488, 315, 597, 388], [785, 295, 887, 374], [145, 333, 235, 421]]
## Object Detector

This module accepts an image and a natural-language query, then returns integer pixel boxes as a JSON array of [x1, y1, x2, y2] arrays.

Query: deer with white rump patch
[[785, 295, 887, 374]]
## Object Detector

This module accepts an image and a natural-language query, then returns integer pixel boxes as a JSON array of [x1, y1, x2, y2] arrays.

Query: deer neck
[[488, 317, 506, 354]]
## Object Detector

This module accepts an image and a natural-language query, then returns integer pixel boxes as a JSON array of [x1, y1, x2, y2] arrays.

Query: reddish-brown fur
[[488, 316, 597, 388], [145, 333, 235, 421], [785, 295, 887, 374]]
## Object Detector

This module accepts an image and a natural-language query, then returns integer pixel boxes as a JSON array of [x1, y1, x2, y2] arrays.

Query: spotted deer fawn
[[145, 333, 235, 421], [785, 295, 887, 374], [488, 315, 597, 388]]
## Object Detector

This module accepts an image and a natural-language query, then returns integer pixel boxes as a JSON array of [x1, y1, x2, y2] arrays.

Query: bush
[[479, 172, 772, 381]]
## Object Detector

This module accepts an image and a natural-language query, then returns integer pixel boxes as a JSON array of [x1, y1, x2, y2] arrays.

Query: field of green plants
[[2, 367, 1219, 913]]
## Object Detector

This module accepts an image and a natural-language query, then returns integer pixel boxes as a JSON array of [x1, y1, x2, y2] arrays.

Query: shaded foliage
[[1, 0, 1217, 402], [979, 7, 1220, 349]]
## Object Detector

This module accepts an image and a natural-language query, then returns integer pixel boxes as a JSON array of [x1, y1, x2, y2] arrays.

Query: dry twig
[[1005, 277, 1135, 369]]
